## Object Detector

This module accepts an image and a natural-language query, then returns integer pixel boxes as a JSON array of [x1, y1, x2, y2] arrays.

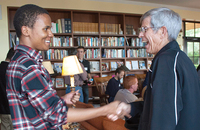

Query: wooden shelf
[[125, 34, 139, 37], [101, 46, 125, 49], [49, 46, 73, 49], [101, 34, 124, 37], [126, 46, 146, 49], [84, 46, 100, 49], [90, 71, 101, 74], [85, 58, 100, 60], [130, 69, 147, 72], [54, 87, 66, 90], [7, 7, 149, 97], [101, 57, 125, 60], [126, 57, 148, 60], [73, 33, 99, 36], [9, 29, 15, 32], [45, 59, 63, 62], [53, 33, 72, 36], [102, 71, 115, 73]]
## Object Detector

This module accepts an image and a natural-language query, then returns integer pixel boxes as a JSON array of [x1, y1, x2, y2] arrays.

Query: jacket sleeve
[[150, 55, 182, 130], [79, 63, 87, 81]]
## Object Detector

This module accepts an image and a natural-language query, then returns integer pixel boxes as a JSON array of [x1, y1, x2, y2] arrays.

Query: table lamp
[[62, 55, 83, 91], [42, 61, 54, 74], [62, 55, 83, 129]]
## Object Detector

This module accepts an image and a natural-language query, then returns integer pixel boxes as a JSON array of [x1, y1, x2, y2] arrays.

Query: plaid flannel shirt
[[6, 45, 68, 130]]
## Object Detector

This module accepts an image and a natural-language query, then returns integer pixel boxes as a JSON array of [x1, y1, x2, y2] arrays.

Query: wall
[[0, 0, 200, 61]]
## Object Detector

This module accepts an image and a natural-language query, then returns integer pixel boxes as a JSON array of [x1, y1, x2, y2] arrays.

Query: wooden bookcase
[[7, 7, 153, 99]]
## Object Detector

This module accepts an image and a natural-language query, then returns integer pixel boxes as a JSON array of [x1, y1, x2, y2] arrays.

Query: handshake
[[104, 101, 132, 121], [62, 90, 132, 123]]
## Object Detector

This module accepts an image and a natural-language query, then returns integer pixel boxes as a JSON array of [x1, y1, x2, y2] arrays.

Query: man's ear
[[130, 85, 134, 89], [160, 26, 168, 39], [21, 26, 30, 37]]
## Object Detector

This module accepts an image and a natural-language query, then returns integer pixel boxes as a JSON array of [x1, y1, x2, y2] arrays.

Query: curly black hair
[[13, 4, 49, 38]]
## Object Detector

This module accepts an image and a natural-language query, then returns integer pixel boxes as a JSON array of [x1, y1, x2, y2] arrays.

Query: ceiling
[[126, 0, 200, 10], [89, 0, 200, 12]]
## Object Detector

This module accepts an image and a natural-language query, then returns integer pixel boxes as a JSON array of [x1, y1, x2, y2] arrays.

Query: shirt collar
[[15, 45, 43, 63], [79, 59, 84, 63]]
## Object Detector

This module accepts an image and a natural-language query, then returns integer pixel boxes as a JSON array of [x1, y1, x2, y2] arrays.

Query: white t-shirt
[[114, 89, 138, 103]]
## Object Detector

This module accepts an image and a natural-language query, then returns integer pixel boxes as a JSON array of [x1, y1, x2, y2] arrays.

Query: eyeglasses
[[139, 26, 159, 33]]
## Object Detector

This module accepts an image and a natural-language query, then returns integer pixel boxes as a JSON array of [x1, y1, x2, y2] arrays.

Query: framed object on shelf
[[56, 78, 64, 88]]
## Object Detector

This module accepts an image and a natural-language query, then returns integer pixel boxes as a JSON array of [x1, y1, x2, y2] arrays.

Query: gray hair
[[140, 7, 182, 42]]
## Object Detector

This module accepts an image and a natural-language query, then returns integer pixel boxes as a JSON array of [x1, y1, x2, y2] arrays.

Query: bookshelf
[[7, 7, 153, 98]]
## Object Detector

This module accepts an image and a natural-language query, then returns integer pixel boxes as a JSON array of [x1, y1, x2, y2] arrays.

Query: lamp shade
[[62, 55, 83, 76], [42, 61, 54, 74]]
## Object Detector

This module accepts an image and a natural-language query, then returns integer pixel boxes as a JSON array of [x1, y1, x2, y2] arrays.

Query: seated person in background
[[106, 68, 124, 103], [64, 48, 87, 102], [114, 76, 139, 103]]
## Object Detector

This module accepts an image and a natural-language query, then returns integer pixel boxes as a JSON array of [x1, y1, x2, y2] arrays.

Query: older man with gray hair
[[121, 7, 200, 130]]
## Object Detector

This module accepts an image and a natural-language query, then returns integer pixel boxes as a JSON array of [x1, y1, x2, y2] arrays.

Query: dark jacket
[[105, 77, 123, 103], [129, 40, 200, 130], [0, 61, 10, 114]]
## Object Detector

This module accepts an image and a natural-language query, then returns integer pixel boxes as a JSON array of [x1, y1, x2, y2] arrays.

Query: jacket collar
[[154, 40, 180, 60]]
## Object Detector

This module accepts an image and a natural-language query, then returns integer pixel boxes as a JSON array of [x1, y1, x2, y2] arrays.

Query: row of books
[[9, 33, 19, 48], [101, 37, 124, 46], [102, 49, 125, 58], [50, 36, 73, 47], [126, 25, 137, 35], [45, 49, 68, 60], [127, 49, 147, 58], [76, 37, 99, 47], [51, 18, 71, 33], [73, 22, 98, 34], [100, 23, 123, 34], [44, 48, 149, 60], [51, 21, 139, 35], [126, 38, 145, 47], [49, 36, 145, 48], [84, 49, 101, 59]]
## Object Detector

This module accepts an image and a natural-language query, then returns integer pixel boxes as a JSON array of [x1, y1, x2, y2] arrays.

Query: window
[[183, 21, 200, 68]]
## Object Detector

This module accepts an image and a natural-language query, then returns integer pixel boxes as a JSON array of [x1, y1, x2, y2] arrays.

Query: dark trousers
[[82, 84, 89, 103]]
